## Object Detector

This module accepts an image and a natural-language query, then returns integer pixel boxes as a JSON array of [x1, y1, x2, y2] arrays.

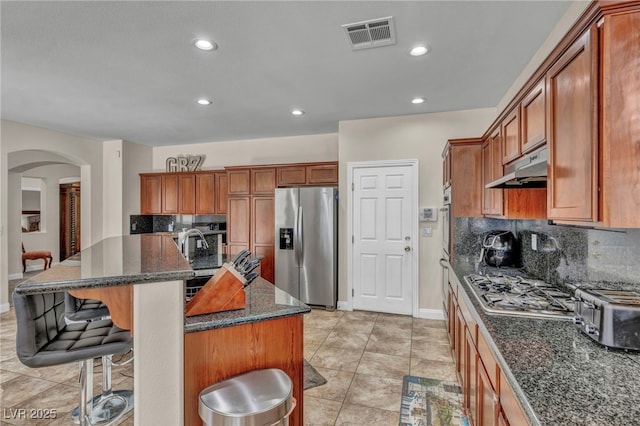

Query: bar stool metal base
[[71, 391, 133, 425]]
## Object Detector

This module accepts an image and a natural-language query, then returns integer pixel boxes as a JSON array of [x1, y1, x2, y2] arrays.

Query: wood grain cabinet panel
[[140, 174, 163, 214], [521, 80, 547, 154], [178, 174, 196, 214], [547, 26, 599, 222], [228, 170, 251, 195], [227, 196, 250, 255], [499, 370, 529, 426], [501, 109, 521, 164], [306, 163, 338, 184], [477, 361, 500, 426], [162, 174, 179, 214], [251, 196, 275, 282], [251, 168, 276, 194], [449, 139, 483, 218], [277, 166, 306, 186], [195, 172, 215, 215], [215, 172, 228, 215], [481, 132, 503, 216], [601, 10, 640, 227]]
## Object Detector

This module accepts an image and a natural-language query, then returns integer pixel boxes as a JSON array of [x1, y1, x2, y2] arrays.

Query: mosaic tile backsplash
[[454, 217, 640, 286]]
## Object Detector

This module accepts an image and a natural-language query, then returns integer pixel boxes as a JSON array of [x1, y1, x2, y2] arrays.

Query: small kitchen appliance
[[573, 288, 640, 350], [481, 230, 518, 267]]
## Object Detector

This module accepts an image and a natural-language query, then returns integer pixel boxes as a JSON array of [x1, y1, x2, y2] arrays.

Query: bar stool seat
[[13, 291, 132, 425]]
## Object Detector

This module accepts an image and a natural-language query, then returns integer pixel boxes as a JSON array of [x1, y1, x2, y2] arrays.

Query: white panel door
[[352, 164, 414, 314]]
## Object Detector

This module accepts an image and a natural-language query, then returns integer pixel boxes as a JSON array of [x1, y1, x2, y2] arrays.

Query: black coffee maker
[[481, 230, 518, 267]]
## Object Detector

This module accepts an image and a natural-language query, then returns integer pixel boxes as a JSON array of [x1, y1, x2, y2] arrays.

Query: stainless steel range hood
[[486, 148, 548, 189]]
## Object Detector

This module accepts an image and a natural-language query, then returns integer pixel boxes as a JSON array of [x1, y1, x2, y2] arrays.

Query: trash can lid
[[199, 368, 293, 426]]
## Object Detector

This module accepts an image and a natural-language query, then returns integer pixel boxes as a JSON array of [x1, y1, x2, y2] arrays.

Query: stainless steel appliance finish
[[275, 187, 338, 309], [481, 230, 518, 267], [442, 187, 451, 257], [464, 273, 574, 320], [485, 147, 548, 189], [573, 288, 640, 350]]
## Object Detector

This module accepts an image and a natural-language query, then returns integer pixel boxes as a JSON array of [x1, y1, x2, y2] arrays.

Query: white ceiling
[[1, 1, 572, 147]]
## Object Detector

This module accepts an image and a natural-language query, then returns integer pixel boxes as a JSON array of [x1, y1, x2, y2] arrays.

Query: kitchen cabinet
[[276, 162, 339, 187], [251, 196, 275, 281], [215, 172, 228, 215], [501, 109, 521, 165], [227, 196, 250, 255], [140, 174, 163, 214], [228, 169, 251, 195], [195, 172, 215, 215], [600, 8, 640, 227], [178, 174, 196, 214], [444, 274, 528, 426], [162, 174, 179, 214], [520, 80, 546, 154], [442, 148, 452, 189], [444, 138, 484, 218], [251, 168, 276, 194], [547, 25, 599, 223], [482, 131, 503, 216]]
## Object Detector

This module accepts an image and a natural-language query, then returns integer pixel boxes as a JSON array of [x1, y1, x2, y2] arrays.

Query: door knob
[[404, 246, 411, 252]]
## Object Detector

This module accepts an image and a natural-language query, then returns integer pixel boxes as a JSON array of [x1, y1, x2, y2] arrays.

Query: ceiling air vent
[[342, 16, 396, 50]]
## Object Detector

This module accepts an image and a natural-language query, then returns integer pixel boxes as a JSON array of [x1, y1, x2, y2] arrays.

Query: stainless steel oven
[[440, 187, 452, 315]]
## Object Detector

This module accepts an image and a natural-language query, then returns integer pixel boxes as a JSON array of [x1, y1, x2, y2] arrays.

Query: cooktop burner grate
[[464, 273, 574, 320]]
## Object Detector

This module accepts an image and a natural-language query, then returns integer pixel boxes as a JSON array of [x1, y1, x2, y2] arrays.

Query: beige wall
[[152, 133, 338, 171], [338, 108, 496, 315], [123, 140, 152, 234]]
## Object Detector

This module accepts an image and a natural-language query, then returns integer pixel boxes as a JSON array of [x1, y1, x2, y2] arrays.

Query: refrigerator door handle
[[295, 205, 302, 266], [298, 206, 304, 263]]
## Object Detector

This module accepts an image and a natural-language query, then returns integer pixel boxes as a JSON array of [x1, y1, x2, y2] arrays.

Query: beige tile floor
[[0, 305, 456, 425]]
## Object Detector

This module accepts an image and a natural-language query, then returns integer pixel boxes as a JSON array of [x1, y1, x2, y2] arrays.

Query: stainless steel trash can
[[198, 368, 295, 426]]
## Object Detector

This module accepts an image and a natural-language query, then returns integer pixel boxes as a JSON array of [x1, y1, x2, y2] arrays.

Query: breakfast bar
[[14, 234, 310, 426]]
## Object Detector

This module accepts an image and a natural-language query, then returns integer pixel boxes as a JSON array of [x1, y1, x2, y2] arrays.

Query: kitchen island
[[449, 257, 640, 425], [15, 234, 310, 426]]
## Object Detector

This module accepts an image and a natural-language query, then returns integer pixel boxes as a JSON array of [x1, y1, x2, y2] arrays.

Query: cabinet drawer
[[499, 370, 528, 426]]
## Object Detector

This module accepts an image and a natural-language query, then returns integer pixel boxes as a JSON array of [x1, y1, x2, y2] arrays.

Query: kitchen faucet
[[178, 228, 209, 262]]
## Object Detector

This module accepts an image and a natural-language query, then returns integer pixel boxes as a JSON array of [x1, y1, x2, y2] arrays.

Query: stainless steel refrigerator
[[274, 187, 337, 309]]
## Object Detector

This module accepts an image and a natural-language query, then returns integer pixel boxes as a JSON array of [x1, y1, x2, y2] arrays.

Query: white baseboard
[[417, 308, 446, 321], [0, 303, 10, 313], [8, 273, 23, 281], [337, 301, 352, 311]]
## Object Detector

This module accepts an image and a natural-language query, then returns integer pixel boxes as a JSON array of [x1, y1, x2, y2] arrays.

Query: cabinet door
[[477, 362, 499, 426], [482, 134, 503, 216], [227, 196, 250, 255], [195, 173, 215, 215], [277, 166, 306, 186], [465, 329, 478, 426], [501, 109, 521, 164], [601, 10, 640, 228], [227, 170, 251, 195], [252, 196, 275, 282], [307, 163, 338, 184], [547, 26, 599, 222], [499, 370, 528, 426], [178, 174, 196, 214], [215, 172, 228, 215], [442, 148, 452, 189], [140, 174, 162, 214], [162, 174, 179, 214], [451, 142, 483, 217], [521, 80, 546, 153], [251, 168, 276, 194], [455, 307, 466, 385]]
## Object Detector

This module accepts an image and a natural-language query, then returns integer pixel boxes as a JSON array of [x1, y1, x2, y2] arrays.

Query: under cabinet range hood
[[486, 148, 548, 189]]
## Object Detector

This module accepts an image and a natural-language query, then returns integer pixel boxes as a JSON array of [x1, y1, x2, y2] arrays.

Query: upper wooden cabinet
[[600, 9, 640, 228], [227, 169, 251, 195], [215, 172, 228, 215], [140, 174, 163, 214], [251, 168, 276, 194], [482, 131, 503, 216], [547, 26, 599, 223], [501, 109, 521, 164], [276, 162, 338, 187], [195, 172, 215, 215], [442, 147, 452, 189], [446, 138, 483, 218], [520, 80, 547, 154], [162, 174, 179, 214], [178, 174, 196, 214]]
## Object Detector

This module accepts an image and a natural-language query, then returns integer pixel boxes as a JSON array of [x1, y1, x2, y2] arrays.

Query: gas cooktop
[[464, 273, 574, 320]]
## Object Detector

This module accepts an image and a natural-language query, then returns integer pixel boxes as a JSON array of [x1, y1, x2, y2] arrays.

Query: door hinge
[[352, 288, 354, 297], [352, 235, 354, 243], [351, 182, 354, 191]]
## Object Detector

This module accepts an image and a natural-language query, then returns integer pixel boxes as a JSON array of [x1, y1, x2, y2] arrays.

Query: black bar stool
[[13, 291, 133, 426], [64, 293, 134, 424]]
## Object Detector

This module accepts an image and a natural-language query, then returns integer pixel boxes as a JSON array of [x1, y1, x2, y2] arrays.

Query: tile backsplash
[[130, 214, 226, 234], [455, 217, 640, 286]]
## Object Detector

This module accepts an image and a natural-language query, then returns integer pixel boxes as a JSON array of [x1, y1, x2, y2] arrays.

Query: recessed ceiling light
[[291, 109, 305, 116], [197, 99, 212, 106], [410, 45, 430, 56], [411, 97, 426, 104], [194, 39, 217, 51]]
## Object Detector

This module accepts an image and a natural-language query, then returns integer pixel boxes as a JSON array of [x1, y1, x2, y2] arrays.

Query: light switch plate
[[422, 227, 433, 237]]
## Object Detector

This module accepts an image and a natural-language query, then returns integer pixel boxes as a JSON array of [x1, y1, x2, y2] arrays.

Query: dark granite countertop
[[15, 234, 195, 295], [450, 257, 640, 426], [184, 277, 310, 333]]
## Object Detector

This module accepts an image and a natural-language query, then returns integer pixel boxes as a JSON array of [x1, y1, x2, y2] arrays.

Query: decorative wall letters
[[166, 155, 205, 172]]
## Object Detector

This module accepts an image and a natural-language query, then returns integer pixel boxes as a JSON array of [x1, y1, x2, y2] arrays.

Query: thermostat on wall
[[419, 207, 437, 222]]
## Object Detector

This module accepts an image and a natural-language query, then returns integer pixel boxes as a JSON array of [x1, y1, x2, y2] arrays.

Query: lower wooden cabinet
[[445, 277, 529, 426]]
